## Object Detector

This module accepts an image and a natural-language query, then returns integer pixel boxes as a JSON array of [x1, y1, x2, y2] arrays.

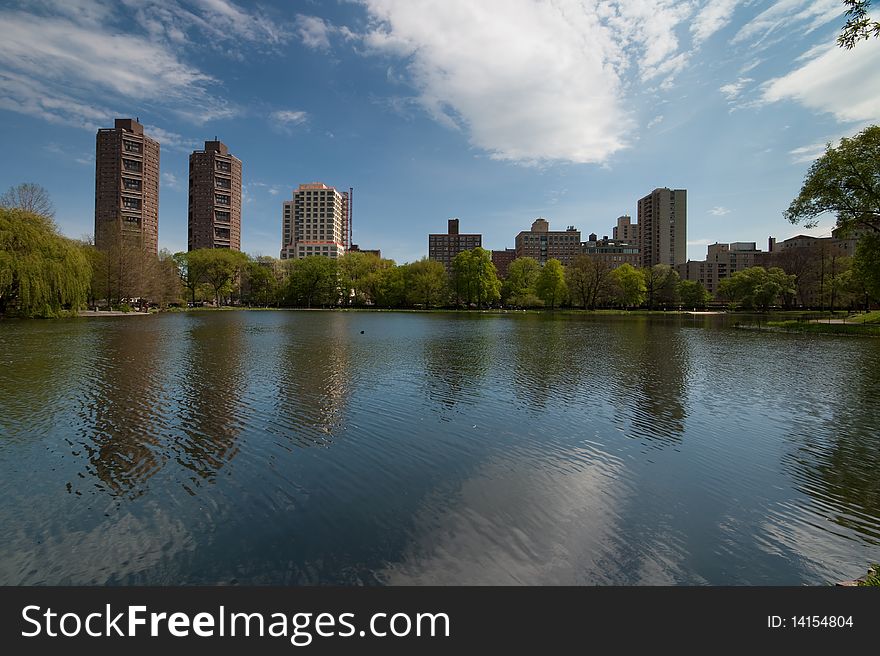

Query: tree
[[0, 208, 90, 317], [566, 255, 611, 309], [173, 250, 211, 305], [0, 183, 55, 219], [677, 280, 711, 308], [451, 248, 500, 307], [241, 259, 279, 307], [198, 249, 249, 306], [609, 263, 646, 308], [717, 266, 796, 311], [369, 263, 407, 307], [784, 125, 880, 235], [502, 257, 540, 305], [338, 251, 384, 305], [535, 258, 567, 309], [643, 264, 680, 309], [405, 258, 448, 308], [838, 0, 880, 49], [853, 232, 880, 303], [284, 256, 339, 307]]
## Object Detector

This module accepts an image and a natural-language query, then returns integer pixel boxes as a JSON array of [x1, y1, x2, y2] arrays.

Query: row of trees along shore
[[2, 121, 880, 318]]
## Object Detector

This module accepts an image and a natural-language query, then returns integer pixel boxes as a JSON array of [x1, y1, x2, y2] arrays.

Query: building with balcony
[[94, 118, 160, 254], [188, 140, 242, 250]]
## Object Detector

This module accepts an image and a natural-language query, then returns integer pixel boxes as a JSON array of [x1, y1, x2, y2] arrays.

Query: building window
[[123, 178, 141, 191], [215, 194, 230, 206], [122, 197, 141, 210], [122, 140, 142, 154], [122, 159, 142, 172], [216, 160, 231, 172]]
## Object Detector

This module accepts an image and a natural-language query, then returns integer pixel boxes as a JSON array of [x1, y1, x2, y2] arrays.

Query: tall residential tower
[[281, 182, 350, 259], [637, 188, 686, 268], [188, 140, 242, 251], [94, 118, 159, 254]]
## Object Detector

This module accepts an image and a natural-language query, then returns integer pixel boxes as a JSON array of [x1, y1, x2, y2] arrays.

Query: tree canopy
[[0, 208, 90, 317], [451, 248, 500, 306], [718, 266, 796, 311], [784, 125, 880, 235], [535, 258, 567, 309], [609, 263, 646, 308]]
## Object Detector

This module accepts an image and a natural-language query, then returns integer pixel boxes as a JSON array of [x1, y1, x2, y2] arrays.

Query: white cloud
[[687, 238, 713, 247], [719, 77, 753, 100], [761, 38, 880, 123], [709, 206, 730, 216], [162, 172, 182, 190], [296, 15, 333, 50], [352, 1, 714, 165], [646, 115, 664, 129], [789, 142, 828, 164], [144, 125, 198, 151], [732, 0, 843, 48], [0, 8, 235, 127], [691, 0, 741, 45], [270, 110, 309, 133]]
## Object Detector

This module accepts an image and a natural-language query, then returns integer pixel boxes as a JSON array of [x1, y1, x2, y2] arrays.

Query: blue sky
[[1, 0, 878, 263]]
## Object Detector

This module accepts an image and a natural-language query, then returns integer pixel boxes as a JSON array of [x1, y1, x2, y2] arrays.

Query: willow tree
[[0, 208, 90, 317]]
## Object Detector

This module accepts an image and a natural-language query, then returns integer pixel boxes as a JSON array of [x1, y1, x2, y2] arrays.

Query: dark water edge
[[1, 310, 878, 585]]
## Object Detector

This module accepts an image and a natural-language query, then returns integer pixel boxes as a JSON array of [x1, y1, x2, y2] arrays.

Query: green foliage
[[565, 255, 611, 309], [718, 266, 796, 310], [535, 258, 567, 309], [853, 232, 880, 302], [404, 258, 448, 307], [338, 252, 386, 306], [283, 256, 339, 307], [451, 247, 501, 306], [643, 264, 680, 309], [838, 1, 880, 49], [858, 564, 880, 586], [369, 263, 407, 307], [784, 125, 880, 234], [502, 257, 540, 303], [0, 208, 90, 317], [195, 248, 249, 306], [609, 263, 647, 308], [678, 280, 711, 308], [241, 259, 279, 306], [173, 251, 212, 304]]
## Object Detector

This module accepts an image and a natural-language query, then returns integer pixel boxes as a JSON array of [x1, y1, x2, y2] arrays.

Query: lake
[[1, 310, 878, 585]]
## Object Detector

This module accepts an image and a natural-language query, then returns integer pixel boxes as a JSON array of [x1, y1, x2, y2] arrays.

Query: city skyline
[[1, 1, 878, 264]]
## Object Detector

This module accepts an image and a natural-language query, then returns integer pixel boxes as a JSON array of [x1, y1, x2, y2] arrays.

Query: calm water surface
[[1, 311, 878, 585]]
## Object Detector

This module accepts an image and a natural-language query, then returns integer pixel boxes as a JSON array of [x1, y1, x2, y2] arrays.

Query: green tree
[[717, 266, 796, 311], [677, 280, 711, 308], [191, 248, 249, 306], [0, 208, 90, 317], [173, 251, 211, 305], [365, 259, 406, 307], [643, 264, 680, 309], [609, 263, 646, 308], [535, 258, 568, 309], [405, 258, 448, 308], [853, 232, 880, 304], [566, 255, 611, 309], [338, 251, 384, 305], [784, 125, 880, 235], [502, 257, 540, 305], [242, 259, 279, 306], [451, 248, 501, 307], [0, 182, 55, 219], [838, 1, 880, 49], [284, 256, 339, 308]]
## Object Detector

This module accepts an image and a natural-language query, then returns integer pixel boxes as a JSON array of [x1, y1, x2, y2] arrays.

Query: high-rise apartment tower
[[637, 188, 686, 267], [188, 140, 242, 251], [94, 118, 160, 254]]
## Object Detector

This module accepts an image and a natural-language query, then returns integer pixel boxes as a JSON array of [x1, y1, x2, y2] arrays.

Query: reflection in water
[[273, 313, 353, 447], [174, 315, 247, 490], [784, 347, 880, 545], [609, 318, 689, 447], [79, 321, 167, 498], [1, 311, 880, 585]]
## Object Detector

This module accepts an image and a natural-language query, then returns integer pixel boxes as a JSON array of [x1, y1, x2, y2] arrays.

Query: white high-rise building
[[281, 182, 349, 259]]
